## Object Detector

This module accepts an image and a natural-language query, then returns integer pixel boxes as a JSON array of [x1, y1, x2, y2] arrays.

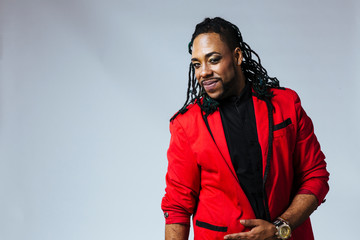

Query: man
[[161, 17, 329, 240]]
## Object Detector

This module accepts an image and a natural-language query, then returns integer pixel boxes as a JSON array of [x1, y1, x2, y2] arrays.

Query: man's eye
[[193, 63, 200, 68], [210, 57, 221, 63]]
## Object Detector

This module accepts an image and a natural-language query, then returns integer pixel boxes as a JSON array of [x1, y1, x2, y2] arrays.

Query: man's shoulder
[[170, 102, 202, 124], [169, 102, 207, 138], [271, 87, 298, 97], [270, 87, 300, 103]]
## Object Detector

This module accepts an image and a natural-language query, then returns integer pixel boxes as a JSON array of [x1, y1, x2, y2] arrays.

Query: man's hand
[[223, 219, 277, 240]]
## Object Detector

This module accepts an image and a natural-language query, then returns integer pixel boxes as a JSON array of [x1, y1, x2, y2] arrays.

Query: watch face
[[279, 225, 291, 239]]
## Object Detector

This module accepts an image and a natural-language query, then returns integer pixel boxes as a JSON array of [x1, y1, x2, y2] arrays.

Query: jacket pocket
[[274, 118, 292, 131], [273, 118, 293, 138], [195, 220, 228, 232]]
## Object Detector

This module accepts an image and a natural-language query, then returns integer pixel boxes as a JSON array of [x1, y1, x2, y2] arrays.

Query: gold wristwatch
[[273, 217, 291, 239]]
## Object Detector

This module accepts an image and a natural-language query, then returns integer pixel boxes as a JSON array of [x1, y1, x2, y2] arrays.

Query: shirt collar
[[220, 81, 252, 106]]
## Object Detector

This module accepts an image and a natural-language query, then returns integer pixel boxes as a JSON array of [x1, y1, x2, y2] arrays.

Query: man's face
[[191, 32, 241, 100]]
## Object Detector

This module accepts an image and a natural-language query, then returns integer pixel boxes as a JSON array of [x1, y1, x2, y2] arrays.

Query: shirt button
[[164, 212, 169, 218]]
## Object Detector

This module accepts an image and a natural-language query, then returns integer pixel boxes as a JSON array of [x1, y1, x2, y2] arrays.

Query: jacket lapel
[[252, 94, 270, 177], [205, 93, 270, 180], [206, 109, 238, 181]]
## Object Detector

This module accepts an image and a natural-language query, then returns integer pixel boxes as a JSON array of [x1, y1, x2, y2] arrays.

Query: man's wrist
[[273, 217, 292, 239]]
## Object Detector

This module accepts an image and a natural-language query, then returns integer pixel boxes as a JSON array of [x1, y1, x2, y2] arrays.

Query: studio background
[[0, 0, 359, 239]]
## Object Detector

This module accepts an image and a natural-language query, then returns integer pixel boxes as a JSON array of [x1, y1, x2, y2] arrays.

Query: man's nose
[[200, 64, 212, 79]]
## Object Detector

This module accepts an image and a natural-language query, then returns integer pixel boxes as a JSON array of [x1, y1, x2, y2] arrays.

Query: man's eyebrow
[[191, 52, 221, 62]]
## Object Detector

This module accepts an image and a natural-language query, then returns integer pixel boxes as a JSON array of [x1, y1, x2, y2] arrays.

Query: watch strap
[[273, 217, 291, 240]]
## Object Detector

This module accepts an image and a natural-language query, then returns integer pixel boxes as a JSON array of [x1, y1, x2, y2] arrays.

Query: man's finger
[[224, 232, 247, 239], [224, 225, 253, 239], [240, 219, 261, 227]]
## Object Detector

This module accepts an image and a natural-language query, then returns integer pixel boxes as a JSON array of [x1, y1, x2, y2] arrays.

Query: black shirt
[[219, 82, 266, 220]]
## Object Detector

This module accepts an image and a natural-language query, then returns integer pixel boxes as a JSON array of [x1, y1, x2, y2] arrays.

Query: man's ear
[[234, 47, 243, 66]]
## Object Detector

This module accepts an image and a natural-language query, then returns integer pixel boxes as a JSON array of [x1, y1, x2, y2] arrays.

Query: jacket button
[[164, 212, 169, 218]]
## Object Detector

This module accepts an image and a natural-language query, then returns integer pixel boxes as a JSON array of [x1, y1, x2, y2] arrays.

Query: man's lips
[[201, 78, 220, 91]]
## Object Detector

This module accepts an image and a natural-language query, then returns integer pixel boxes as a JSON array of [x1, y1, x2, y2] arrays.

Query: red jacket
[[162, 88, 329, 240]]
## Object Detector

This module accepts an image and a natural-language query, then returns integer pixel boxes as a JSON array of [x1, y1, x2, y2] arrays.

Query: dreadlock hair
[[171, 17, 280, 121]]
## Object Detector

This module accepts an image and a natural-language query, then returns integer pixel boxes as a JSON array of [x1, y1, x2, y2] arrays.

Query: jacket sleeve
[[291, 91, 330, 206], [161, 118, 201, 225]]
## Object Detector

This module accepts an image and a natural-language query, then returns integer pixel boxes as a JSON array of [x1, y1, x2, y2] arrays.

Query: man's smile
[[201, 78, 221, 91]]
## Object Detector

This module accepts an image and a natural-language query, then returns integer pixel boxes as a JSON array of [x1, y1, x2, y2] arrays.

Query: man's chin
[[206, 90, 224, 100]]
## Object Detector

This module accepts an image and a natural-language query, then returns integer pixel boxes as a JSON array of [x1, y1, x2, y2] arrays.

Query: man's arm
[[165, 224, 190, 240], [162, 118, 200, 239], [224, 193, 318, 240], [279, 193, 318, 229]]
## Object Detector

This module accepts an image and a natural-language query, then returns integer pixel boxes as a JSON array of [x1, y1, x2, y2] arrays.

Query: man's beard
[[212, 65, 240, 100]]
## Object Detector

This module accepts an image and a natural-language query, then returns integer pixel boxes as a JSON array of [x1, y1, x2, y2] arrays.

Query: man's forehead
[[191, 33, 229, 57]]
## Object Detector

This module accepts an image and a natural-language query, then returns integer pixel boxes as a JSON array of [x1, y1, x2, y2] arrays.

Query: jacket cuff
[[163, 210, 191, 225], [297, 180, 329, 206]]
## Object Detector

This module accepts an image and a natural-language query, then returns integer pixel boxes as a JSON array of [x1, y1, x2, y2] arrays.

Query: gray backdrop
[[0, 0, 359, 239]]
